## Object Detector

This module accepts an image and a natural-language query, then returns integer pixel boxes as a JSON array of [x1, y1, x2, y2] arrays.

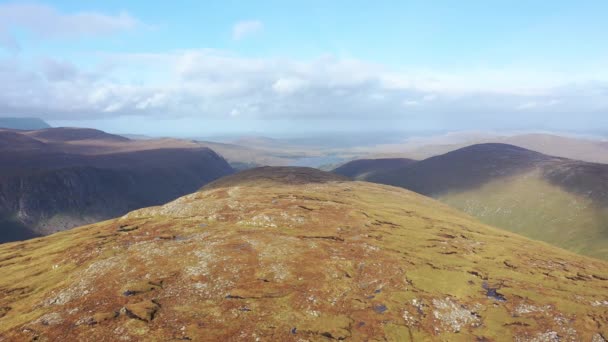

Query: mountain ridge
[[0, 167, 606, 341]]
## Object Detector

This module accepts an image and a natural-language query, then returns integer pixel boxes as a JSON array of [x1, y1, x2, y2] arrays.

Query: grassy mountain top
[[1, 167, 606, 341]]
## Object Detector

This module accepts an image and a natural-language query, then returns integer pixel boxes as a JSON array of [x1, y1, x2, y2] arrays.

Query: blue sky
[[0, 1, 607, 136]]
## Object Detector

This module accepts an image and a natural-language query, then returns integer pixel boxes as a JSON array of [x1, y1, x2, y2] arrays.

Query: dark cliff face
[[0, 148, 234, 242]]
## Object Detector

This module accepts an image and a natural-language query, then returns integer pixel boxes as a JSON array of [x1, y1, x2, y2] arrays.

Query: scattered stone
[[516, 331, 560, 342], [412, 298, 426, 315], [75, 316, 94, 326], [514, 303, 550, 316], [592, 333, 607, 342], [432, 297, 481, 333], [35, 312, 64, 326], [402, 308, 417, 326]]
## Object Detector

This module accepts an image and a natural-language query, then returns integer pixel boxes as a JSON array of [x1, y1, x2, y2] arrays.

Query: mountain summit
[[0, 167, 606, 341]]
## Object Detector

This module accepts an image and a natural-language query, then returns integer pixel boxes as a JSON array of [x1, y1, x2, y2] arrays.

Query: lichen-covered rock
[[431, 297, 480, 333]]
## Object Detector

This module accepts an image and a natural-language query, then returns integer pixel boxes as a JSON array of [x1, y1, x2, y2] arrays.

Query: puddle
[[373, 304, 388, 313], [482, 282, 506, 302]]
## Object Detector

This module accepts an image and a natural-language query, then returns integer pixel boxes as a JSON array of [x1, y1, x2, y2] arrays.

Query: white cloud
[[516, 99, 560, 110], [232, 20, 263, 40], [0, 3, 140, 51], [272, 77, 308, 95], [0, 49, 607, 131]]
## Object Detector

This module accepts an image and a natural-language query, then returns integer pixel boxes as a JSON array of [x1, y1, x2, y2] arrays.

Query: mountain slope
[[0, 129, 235, 243], [365, 143, 608, 260], [0, 167, 606, 341], [0, 131, 49, 151], [333, 158, 416, 180], [24, 127, 130, 143]]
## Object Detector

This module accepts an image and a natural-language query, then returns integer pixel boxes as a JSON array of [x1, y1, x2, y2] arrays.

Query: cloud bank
[[1, 49, 606, 132]]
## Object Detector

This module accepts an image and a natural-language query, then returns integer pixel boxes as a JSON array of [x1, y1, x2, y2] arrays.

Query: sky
[[0, 1, 607, 137]]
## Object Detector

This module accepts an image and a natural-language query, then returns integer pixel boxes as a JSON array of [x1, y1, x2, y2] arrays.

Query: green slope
[[439, 170, 608, 260], [362, 144, 608, 260]]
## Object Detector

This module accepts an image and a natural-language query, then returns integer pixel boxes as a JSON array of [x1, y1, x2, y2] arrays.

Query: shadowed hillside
[[24, 127, 130, 142], [0, 129, 235, 243], [352, 144, 608, 260], [0, 167, 606, 341]]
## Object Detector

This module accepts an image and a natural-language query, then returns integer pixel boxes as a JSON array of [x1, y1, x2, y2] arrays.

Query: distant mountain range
[[1, 166, 606, 340], [360, 132, 608, 164], [335, 143, 608, 260], [0, 117, 50, 130], [0, 127, 234, 243]]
